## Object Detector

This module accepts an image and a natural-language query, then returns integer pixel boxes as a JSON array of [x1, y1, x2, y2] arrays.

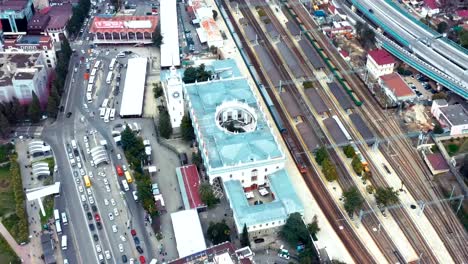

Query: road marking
[[64, 66, 76, 111]]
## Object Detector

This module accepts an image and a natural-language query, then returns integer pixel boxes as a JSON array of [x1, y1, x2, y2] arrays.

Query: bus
[[121, 179, 129, 191], [55, 220, 62, 234], [87, 84, 93, 93], [54, 209, 60, 221], [106, 72, 113, 84], [86, 92, 92, 103], [125, 171, 133, 183], [104, 108, 110, 123], [84, 175, 91, 188], [89, 75, 95, 85], [61, 212, 68, 225], [90, 68, 97, 77], [61, 235, 67, 250], [94, 60, 101, 69], [101, 99, 109, 108], [109, 58, 116, 71], [110, 108, 116, 121], [99, 107, 106, 118]]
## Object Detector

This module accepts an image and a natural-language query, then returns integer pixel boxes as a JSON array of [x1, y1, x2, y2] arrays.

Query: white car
[[122, 165, 127, 171], [84, 136, 88, 143], [79, 169, 85, 176], [98, 254, 104, 261], [85, 142, 89, 148], [118, 244, 124, 252], [110, 199, 116, 206], [87, 188, 92, 196], [89, 196, 95, 204], [120, 235, 126, 242], [86, 148, 91, 154], [105, 185, 111, 192], [130, 258, 135, 264], [77, 162, 82, 169], [105, 250, 111, 260], [103, 179, 109, 185], [90, 160, 95, 167], [75, 178, 80, 184], [108, 213, 114, 221], [81, 194, 86, 202], [117, 153, 122, 160], [113, 208, 119, 216], [104, 199, 109, 206], [68, 153, 73, 159], [78, 186, 84, 193], [112, 225, 118, 233], [89, 171, 94, 178], [76, 156, 81, 163], [95, 244, 102, 253]]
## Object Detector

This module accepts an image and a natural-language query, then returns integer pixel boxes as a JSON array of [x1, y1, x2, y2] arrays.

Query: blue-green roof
[[184, 59, 283, 171], [224, 169, 304, 230]]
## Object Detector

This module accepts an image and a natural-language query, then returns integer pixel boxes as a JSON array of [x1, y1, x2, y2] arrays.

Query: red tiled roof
[[179, 165, 204, 209], [426, 153, 449, 171], [340, 50, 349, 57], [380, 73, 414, 98], [456, 10, 468, 17], [368, 49, 395, 65], [424, 0, 437, 9], [89, 16, 159, 34]]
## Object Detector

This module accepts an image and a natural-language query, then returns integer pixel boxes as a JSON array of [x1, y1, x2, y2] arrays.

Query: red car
[[116, 165, 124, 176], [94, 214, 101, 222], [131, 229, 137, 236], [139, 256, 146, 264]]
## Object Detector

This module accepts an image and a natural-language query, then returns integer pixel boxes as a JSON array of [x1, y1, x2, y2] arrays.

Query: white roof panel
[[160, 0, 180, 67], [119, 58, 147, 116], [171, 209, 206, 257]]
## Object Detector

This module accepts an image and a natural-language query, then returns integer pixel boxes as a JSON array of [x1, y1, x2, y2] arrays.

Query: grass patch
[[447, 144, 460, 156], [256, 6, 266, 17], [0, 233, 20, 264], [0, 165, 16, 218], [443, 138, 468, 157], [303, 80, 314, 89], [40, 196, 54, 226]]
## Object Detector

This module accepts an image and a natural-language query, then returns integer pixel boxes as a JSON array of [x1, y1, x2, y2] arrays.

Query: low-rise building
[[379, 73, 416, 104], [26, 5, 72, 42], [366, 49, 396, 79], [431, 99, 468, 136], [168, 242, 253, 264], [188, 0, 224, 48], [423, 152, 450, 175], [2, 35, 56, 68], [171, 209, 207, 258], [0, 52, 49, 105]]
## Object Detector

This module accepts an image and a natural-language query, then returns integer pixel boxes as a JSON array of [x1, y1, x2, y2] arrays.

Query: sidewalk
[[0, 222, 30, 262]]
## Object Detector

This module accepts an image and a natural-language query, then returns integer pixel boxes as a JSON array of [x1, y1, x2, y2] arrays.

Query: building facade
[[379, 73, 416, 103], [431, 99, 468, 135], [2, 35, 56, 68], [164, 66, 184, 128], [366, 49, 396, 79]]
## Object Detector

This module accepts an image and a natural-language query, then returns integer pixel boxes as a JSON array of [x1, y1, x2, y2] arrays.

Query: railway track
[[220, 0, 375, 262], [288, 1, 468, 262]]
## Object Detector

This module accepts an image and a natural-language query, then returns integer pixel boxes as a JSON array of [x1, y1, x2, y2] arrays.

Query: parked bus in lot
[[61, 212, 68, 225], [101, 99, 109, 108], [87, 84, 93, 93], [104, 108, 110, 123], [106, 72, 113, 84], [94, 60, 101, 69], [125, 171, 133, 183], [90, 68, 97, 77], [121, 179, 129, 191], [86, 92, 93, 103], [99, 107, 106, 118], [89, 75, 95, 85], [109, 58, 116, 71], [61, 235, 67, 250], [55, 220, 62, 234], [116, 165, 124, 176], [110, 108, 115, 121], [54, 209, 60, 221], [84, 175, 91, 188]]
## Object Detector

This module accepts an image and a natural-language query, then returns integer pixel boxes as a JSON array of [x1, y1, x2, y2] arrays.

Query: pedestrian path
[[0, 222, 30, 262]]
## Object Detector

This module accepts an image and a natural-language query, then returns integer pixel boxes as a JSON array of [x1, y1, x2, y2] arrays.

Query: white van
[[54, 209, 60, 221], [150, 259, 158, 264], [121, 180, 129, 191], [61, 212, 68, 225], [55, 220, 62, 234], [61, 235, 68, 250]]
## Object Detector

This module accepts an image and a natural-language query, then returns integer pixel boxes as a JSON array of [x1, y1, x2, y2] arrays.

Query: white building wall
[[366, 56, 394, 79], [3, 47, 56, 69], [165, 67, 185, 128]]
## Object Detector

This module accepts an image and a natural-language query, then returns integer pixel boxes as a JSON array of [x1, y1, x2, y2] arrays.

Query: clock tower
[[165, 66, 184, 128]]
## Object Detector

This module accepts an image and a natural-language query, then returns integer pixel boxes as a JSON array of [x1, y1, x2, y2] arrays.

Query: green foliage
[[210, 45, 218, 55], [182, 64, 212, 84], [343, 187, 364, 217], [433, 123, 444, 134], [0, 113, 10, 138], [121, 127, 146, 169], [0, 233, 21, 264], [192, 151, 202, 168], [281, 213, 319, 263], [303, 81, 314, 89], [355, 21, 375, 49], [351, 155, 363, 175], [7, 156, 29, 243], [152, 23, 163, 48], [342, 145, 356, 158], [181, 114, 195, 141], [207, 221, 231, 244], [199, 183, 219, 208], [158, 110, 173, 139], [306, 215, 320, 236], [240, 224, 250, 247], [152, 83, 163, 98], [374, 187, 399, 208], [459, 30, 468, 48], [314, 147, 328, 165], [437, 21, 448, 33], [460, 155, 468, 178], [67, 0, 91, 35], [447, 144, 460, 156], [28, 92, 42, 123], [256, 6, 266, 17], [366, 185, 375, 194], [40, 196, 54, 225], [321, 158, 338, 182], [0, 144, 14, 163], [432, 92, 447, 100]]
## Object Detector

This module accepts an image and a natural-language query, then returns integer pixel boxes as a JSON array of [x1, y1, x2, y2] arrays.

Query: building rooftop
[[0, 0, 29, 12], [184, 60, 283, 170], [168, 242, 253, 264], [90, 15, 159, 33], [119, 57, 147, 117], [46, 4, 73, 29], [380, 73, 415, 98], [160, 0, 180, 67], [200, 17, 223, 44], [426, 153, 449, 171], [224, 169, 303, 231], [176, 165, 205, 210], [456, 10, 468, 17], [0, 53, 41, 86], [368, 49, 395, 65], [171, 209, 207, 258], [27, 13, 51, 31], [15, 71, 35, 80], [440, 104, 468, 126]]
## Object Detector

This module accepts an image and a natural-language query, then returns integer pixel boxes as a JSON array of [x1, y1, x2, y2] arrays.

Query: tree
[[158, 110, 172, 139], [314, 147, 328, 165], [46, 96, 58, 119], [152, 24, 163, 48], [180, 114, 195, 141], [240, 224, 250, 247], [281, 213, 310, 247], [321, 158, 338, 182], [61, 37, 72, 59], [306, 215, 320, 236], [433, 123, 444, 134], [199, 183, 219, 208], [152, 83, 163, 98], [192, 151, 202, 168], [0, 112, 10, 138], [210, 45, 218, 55], [460, 155, 468, 178], [374, 187, 399, 209], [432, 92, 447, 100], [437, 21, 448, 34], [207, 221, 231, 244], [351, 155, 363, 175], [343, 187, 364, 217], [343, 145, 356, 158], [28, 92, 42, 123], [212, 10, 218, 20], [182, 64, 212, 84], [459, 30, 468, 48]]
